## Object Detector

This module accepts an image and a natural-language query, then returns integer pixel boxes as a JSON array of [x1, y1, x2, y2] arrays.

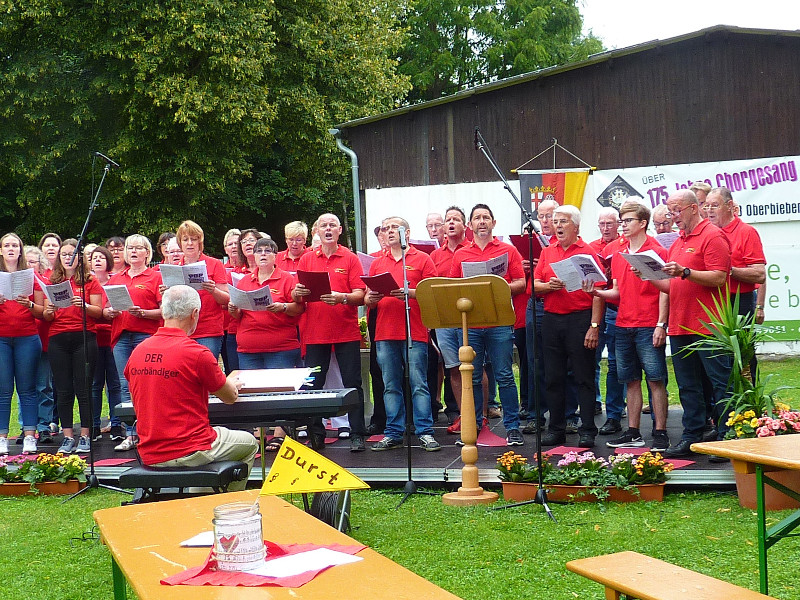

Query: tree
[[398, 0, 603, 103], [0, 0, 408, 251]]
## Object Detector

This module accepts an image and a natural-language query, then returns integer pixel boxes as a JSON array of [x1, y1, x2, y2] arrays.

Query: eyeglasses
[[619, 218, 640, 225], [108, 246, 123, 252], [552, 219, 572, 226], [665, 205, 692, 219], [426, 223, 443, 230], [598, 221, 618, 228], [59, 252, 74, 259], [254, 248, 275, 255], [703, 203, 722, 211], [241, 237, 258, 245]]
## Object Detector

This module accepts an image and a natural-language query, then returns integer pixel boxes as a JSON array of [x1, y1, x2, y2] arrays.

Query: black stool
[[119, 460, 248, 503]]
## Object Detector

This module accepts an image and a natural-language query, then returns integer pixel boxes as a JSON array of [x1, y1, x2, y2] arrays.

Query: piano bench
[[119, 460, 249, 504]]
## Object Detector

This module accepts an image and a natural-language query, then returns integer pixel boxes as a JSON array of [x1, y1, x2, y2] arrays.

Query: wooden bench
[[118, 460, 248, 503], [566, 551, 774, 599]]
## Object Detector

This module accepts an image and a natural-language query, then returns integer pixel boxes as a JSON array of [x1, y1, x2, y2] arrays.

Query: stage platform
[[13, 406, 735, 491]]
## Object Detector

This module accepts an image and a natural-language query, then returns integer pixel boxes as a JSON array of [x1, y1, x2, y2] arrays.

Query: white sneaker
[[22, 435, 38, 454], [114, 437, 137, 452], [0, 437, 8, 455]]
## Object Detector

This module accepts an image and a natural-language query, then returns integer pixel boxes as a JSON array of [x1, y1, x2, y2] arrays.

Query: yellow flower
[[743, 410, 756, 419], [750, 418, 759, 428]]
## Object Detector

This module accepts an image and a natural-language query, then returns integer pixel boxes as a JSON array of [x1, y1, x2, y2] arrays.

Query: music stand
[[416, 275, 515, 506]]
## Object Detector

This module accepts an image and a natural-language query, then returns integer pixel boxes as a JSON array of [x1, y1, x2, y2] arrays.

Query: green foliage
[[398, 0, 603, 102]]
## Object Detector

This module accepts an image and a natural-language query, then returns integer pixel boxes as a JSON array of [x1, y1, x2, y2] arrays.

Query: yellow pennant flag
[[259, 436, 370, 496]]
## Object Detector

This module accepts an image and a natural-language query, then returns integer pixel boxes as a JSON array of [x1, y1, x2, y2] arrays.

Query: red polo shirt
[[234, 268, 300, 353], [534, 237, 600, 314], [720, 216, 766, 295], [430, 239, 468, 277], [0, 274, 41, 338], [47, 277, 102, 336], [125, 327, 226, 465], [275, 248, 309, 275], [369, 246, 436, 343], [611, 236, 668, 328], [667, 219, 731, 336], [296, 245, 365, 345], [183, 254, 228, 339], [107, 267, 162, 346]]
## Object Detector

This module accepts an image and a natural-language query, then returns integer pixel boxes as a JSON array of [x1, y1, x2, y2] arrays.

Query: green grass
[[2, 488, 800, 600]]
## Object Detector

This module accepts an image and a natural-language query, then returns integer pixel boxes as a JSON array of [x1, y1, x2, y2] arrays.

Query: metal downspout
[[329, 128, 363, 253]]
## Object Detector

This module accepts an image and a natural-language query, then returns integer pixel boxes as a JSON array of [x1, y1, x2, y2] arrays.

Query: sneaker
[[454, 437, 465, 447], [518, 408, 530, 421], [607, 430, 646, 448], [49, 422, 58, 434], [365, 423, 384, 436], [76, 436, 91, 453], [620, 407, 627, 418], [338, 427, 351, 439], [487, 406, 502, 419], [114, 437, 137, 452], [447, 416, 462, 434], [91, 427, 103, 442], [58, 437, 77, 454], [419, 434, 441, 452], [0, 437, 8, 455], [371, 436, 403, 451], [650, 432, 670, 453], [38, 429, 53, 444], [565, 418, 580, 434], [110, 425, 125, 441], [349, 434, 366, 452], [22, 435, 38, 454], [522, 419, 545, 434], [506, 429, 524, 446]]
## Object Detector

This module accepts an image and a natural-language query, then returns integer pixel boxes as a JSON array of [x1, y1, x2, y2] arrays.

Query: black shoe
[[595, 404, 603, 415], [506, 429, 524, 446], [15, 433, 24, 445], [664, 439, 696, 458], [350, 434, 366, 452], [540, 431, 566, 446], [650, 432, 670, 453], [38, 430, 53, 445], [522, 419, 545, 434], [110, 425, 125, 441], [702, 427, 719, 442], [578, 435, 595, 448], [91, 427, 102, 442], [708, 454, 730, 463], [518, 408, 530, 421], [599, 418, 622, 435]]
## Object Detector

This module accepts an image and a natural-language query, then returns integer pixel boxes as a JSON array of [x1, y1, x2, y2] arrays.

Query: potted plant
[[0, 453, 88, 496], [497, 450, 673, 503]]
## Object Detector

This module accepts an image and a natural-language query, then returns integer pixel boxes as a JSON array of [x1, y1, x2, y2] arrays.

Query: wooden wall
[[341, 29, 800, 190]]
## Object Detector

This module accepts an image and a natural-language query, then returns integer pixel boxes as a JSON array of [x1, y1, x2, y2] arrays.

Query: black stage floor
[[12, 407, 735, 490]]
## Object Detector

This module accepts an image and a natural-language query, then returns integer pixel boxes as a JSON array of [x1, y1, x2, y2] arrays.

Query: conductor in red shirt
[[124, 285, 257, 491]]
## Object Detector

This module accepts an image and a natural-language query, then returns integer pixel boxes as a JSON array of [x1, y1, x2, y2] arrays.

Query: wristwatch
[[656, 322, 666, 329], [590, 322, 599, 329], [341, 294, 348, 305], [681, 267, 691, 280]]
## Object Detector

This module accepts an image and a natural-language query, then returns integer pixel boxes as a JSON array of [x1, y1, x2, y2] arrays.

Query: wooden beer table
[[93, 490, 462, 600], [692, 436, 800, 596]]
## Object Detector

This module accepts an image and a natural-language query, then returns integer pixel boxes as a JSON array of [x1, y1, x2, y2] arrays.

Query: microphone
[[528, 219, 550, 247], [94, 152, 120, 168], [398, 226, 408, 250]]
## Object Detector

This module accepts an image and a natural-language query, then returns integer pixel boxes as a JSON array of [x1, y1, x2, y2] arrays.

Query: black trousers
[[305, 341, 366, 436], [367, 308, 386, 428], [49, 331, 97, 430], [542, 310, 597, 437]]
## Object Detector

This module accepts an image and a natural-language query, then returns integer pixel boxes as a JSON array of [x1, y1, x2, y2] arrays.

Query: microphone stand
[[64, 154, 132, 502], [474, 127, 555, 521], [391, 230, 437, 508]]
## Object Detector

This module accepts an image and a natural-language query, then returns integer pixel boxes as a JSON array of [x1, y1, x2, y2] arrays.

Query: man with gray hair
[[124, 285, 257, 490]]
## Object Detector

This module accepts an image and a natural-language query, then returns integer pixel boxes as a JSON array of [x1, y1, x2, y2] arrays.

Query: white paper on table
[[0, 268, 34, 299], [550, 254, 607, 292], [43, 281, 75, 308], [180, 531, 214, 547], [229, 285, 273, 311], [103, 284, 135, 311], [245, 548, 363, 577], [160, 261, 209, 289], [461, 253, 508, 278], [620, 250, 671, 281]]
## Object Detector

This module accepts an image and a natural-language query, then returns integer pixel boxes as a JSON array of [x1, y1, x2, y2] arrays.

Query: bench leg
[[112, 556, 128, 600], [604, 588, 621, 600]]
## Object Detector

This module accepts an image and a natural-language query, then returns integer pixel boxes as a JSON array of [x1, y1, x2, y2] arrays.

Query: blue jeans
[[113, 331, 151, 435], [376, 340, 434, 438], [222, 332, 239, 374], [92, 345, 122, 428], [616, 327, 668, 383], [595, 306, 626, 420], [670, 335, 732, 442], [468, 326, 520, 432], [36, 351, 54, 432], [238, 349, 301, 370], [0, 335, 42, 434], [194, 336, 222, 359]]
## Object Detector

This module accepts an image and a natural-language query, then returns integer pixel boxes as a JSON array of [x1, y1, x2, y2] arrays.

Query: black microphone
[[94, 152, 120, 168], [529, 219, 550, 247], [398, 226, 408, 250], [474, 127, 480, 150]]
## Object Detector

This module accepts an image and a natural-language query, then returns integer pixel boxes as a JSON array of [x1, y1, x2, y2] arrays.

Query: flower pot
[[734, 469, 800, 511], [501, 482, 665, 503], [0, 480, 86, 496]]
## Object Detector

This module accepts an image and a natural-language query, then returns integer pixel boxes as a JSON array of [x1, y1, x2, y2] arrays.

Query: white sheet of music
[[235, 368, 313, 392], [550, 254, 607, 292], [620, 250, 671, 281], [103, 284, 135, 311], [0, 268, 34, 299], [160, 261, 209, 289], [461, 253, 508, 278]]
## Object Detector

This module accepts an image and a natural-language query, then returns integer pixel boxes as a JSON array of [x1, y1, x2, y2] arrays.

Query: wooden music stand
[[416, 275, 516, 506]]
